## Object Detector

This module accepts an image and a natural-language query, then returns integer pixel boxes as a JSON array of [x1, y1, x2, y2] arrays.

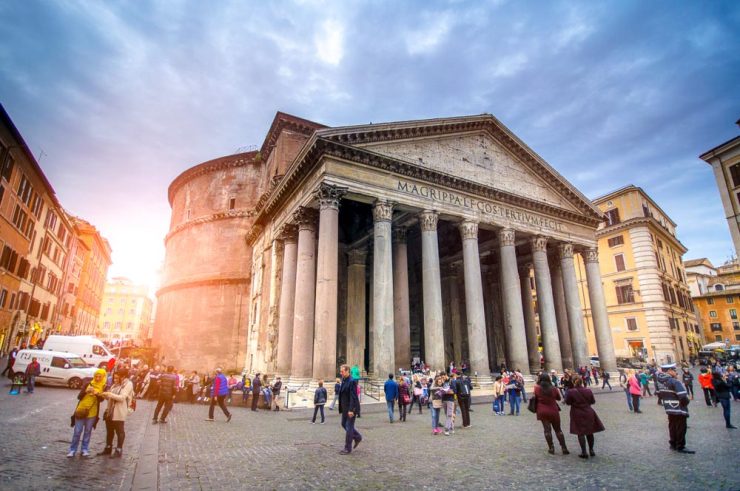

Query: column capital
[[277, 223, 298, 244], [518, 263, 532, 277], [372, 199, 393, 222], [316, 183, 346, 211], [558, 242, 574, 260], [530, 235, 548, 253], [459, 220, 479, 241], [347, 247, 368, 266], [418, 210, 438, 232], [582, 247, 599, 264], [499, 228, 516, 247], [293, 207, 318, 232], [392, 226, 407, 244]]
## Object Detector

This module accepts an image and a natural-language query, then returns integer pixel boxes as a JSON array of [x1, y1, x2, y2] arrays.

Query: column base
[[469, 375, 494, 389], [287, 376, 313, 389]]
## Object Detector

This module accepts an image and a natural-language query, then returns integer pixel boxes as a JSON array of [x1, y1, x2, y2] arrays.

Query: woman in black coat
[[564, 377, 605, 459]]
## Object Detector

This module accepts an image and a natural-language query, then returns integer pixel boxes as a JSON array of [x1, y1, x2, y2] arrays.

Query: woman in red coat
[[534, 373, 569, 455], [565, 377, 605, 459]]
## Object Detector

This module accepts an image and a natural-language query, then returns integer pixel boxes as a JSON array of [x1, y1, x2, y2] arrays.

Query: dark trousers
[[410, 395, 423, 413], [703, 387, 717, 406], [685, 383, 694, 399], [104, 420, 125, 449], [341, 412, 361, 452], [602, 380, 611, 389], [153, 397, 173, 421], [209, 395, 231, 419], [458, 395, 471, 427], [312, 404, 325, 423], [668, 414, 687, 450], [251, 390, 260, 410], [719, 398, 732, 427], [632, 394, 641, 412], [398, 400, 408, 421]]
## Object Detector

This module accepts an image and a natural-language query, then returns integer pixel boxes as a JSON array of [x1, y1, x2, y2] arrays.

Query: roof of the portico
[[250, 113, 605, 236]]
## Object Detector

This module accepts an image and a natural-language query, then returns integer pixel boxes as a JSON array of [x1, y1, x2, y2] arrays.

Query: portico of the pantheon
[[155, 112, 617, 384]]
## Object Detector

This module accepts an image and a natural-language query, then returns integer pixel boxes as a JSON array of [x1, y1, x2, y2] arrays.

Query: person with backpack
[[206, 367, 232, 422], [312, 380, 327, 424], [67, 368, 106, 458], [152, 366, 178, 424], [454, 372, 472, 428], [98, 368, 134, 458]]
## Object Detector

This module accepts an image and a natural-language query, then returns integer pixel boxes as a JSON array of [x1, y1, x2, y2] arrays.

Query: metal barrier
[[362, 377, 382, 401]]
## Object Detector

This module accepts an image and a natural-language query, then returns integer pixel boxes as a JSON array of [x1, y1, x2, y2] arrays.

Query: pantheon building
[[154, 112, 617, 383]]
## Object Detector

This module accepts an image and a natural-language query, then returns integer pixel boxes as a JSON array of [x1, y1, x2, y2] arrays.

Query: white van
[[12, 349, 99, 389], [43, 335, 114, 368]]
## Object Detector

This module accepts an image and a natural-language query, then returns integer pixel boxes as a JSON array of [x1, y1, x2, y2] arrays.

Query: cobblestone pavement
[[1, 371, 738, 490]]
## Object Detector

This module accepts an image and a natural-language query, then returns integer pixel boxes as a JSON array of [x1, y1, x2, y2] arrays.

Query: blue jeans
[[386, 401, 395, 422], [341, 413, 361, 452], [719, 398, 732, 427], [69, 417, 95, 453], [509, 393, 520, 414], [493, 395, 505, 412], [431, 407, 440, 429], [625, 387, 633, 411], [26, 375, 35, 393]]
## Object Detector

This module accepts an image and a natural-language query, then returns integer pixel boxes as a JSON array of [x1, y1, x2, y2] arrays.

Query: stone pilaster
[[419, 210, 445, 371], [549, 253, 574, 370], [519, 263, 540, 373], [276, 224, 298, 376], [498, 228, 529, 373], [559, 243, 589, 369], [393, 226, 411, 371], [583, 247, 617, 372], [459, 220, 490, 376], [290, 207, 318, 381], [346, 247, 367, 372], [372, 200, 395, 378], [312, 184, 345, 381], [443, 263, 463, 365], [531, 236, 563, 372]]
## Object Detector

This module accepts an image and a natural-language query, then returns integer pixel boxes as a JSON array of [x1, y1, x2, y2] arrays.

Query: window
[[626, 318, 638, 331], [615, 284, 634, 304], [0, 145, 14, 181], [0, 289, 6, 308], [707, 297, 714, 305], [614, 254, 626, 272], [115, 322, 122, 330], [604, 208, 620, 226], [710, 323, 722, 331], [715, 335, 722, 342], [51, 357, 68, 369], [126, 322, 133, 330], [229, 197, 236, 210], [92, 345, 106, 356], [731, 309, 738, 320], [104, 322, 110, 329], [731, 163, 740, 187], [734, 322, 739, 331], [608, 235, 624, 247], [736, 334, 740, 341], [727, 296, 734, 304], [715, 284, 725, 291], [709, 311, 717, 318]]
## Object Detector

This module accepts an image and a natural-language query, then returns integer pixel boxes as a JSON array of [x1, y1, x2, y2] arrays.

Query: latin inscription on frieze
[[397, 180, 565, 233]]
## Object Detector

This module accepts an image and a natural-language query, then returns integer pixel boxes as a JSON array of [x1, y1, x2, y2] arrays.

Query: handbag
[[402, 393, 411, 405], [413, 387, 423, 397], [527, 395, 538, 413]]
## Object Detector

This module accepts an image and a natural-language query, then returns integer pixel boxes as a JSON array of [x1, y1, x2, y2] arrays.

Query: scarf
[[76, 368, 107, 418]]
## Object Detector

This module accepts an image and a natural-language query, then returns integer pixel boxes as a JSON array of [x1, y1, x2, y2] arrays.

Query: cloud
[[315, 19, 345, 65]]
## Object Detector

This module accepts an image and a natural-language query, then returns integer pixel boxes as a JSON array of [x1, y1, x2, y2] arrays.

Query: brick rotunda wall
[[153, 152, 262, 371]]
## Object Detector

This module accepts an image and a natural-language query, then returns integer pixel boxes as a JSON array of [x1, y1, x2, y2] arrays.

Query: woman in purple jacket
[[565, 377, 605, 458]]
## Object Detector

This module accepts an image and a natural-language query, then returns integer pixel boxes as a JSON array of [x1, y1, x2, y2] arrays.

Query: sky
[[0, 0, 739, 293]]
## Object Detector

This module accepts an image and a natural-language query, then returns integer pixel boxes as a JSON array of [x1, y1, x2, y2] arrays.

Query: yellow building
[[577, 185, 699, 364], [687, 259, 740, 345], [99, 277, 153, 343], [70, 217, 111, 335]]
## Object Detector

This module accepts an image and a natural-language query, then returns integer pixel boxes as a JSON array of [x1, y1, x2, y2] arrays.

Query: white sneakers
[[66, 451, 75, 458]]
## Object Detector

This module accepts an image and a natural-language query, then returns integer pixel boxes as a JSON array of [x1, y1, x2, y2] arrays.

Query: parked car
[[616, 357, 647, 369], [12, 349, 98, 389], [589, 356, 600, 368], [42, 335, 114, 368]]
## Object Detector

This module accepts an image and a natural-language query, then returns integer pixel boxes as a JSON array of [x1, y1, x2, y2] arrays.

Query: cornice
[[596, 216, 687, 253], [253, 137, 601, 229], [164, 210, 256, 245], [259, 112, 327, 163], [168, 152, 259, 206], [156, 275, 249, 297]]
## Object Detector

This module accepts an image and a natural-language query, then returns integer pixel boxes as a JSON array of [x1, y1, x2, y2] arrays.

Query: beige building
[[156, 112, 622, 381], [686, 258, 740, 346], [701, 121, 740, 259], [579, 185, 700, 364], [99, 277, 153, 343]]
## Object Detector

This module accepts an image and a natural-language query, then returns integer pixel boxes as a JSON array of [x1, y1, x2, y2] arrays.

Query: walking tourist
[[728, 366, 740, 401], [99, 368, 134, 458], [565, 377, 604, 459], [205, 367, 232, 422], [312, 380, 327, 424], [24, 356, 40, 393], [338, 364, 361, 454], [711, 371, 736, 429], [430, 375, 444, 435], [1, 346, 17, 377], [682, 368, 695, 400], [698, 368, 717, 407], [601, 369, 611, 390], [620, 370, 633, 411], [640, 369, 652, 397], [655, 363, 694, 453], [384, 373, 398, 423], [492, 375, 506, 415], [152, 366, 178, 424], [67, 368, 106, 458], [398, 375, 410, 422], [628, 369, 643, 413], [410, 375, 423, 414], [534, 373, 569, 455]]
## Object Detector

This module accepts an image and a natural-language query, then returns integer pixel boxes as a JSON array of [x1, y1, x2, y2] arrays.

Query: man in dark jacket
[[25, 357, 41, 393], [2, 347, 18, 377], [453, 372, 472, 428], [656, 364, 693, 454], [251, 373, 262, 411], [152, 366, 178, 423], [338, 364, 361, 454], [271, 377, 282, 411]]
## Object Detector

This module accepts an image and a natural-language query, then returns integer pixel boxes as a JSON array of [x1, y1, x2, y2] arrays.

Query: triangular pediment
[[360, 131, 581, 213]]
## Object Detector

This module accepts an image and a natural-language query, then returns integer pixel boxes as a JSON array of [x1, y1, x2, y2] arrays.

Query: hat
[[660, 363, 677, 370]]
